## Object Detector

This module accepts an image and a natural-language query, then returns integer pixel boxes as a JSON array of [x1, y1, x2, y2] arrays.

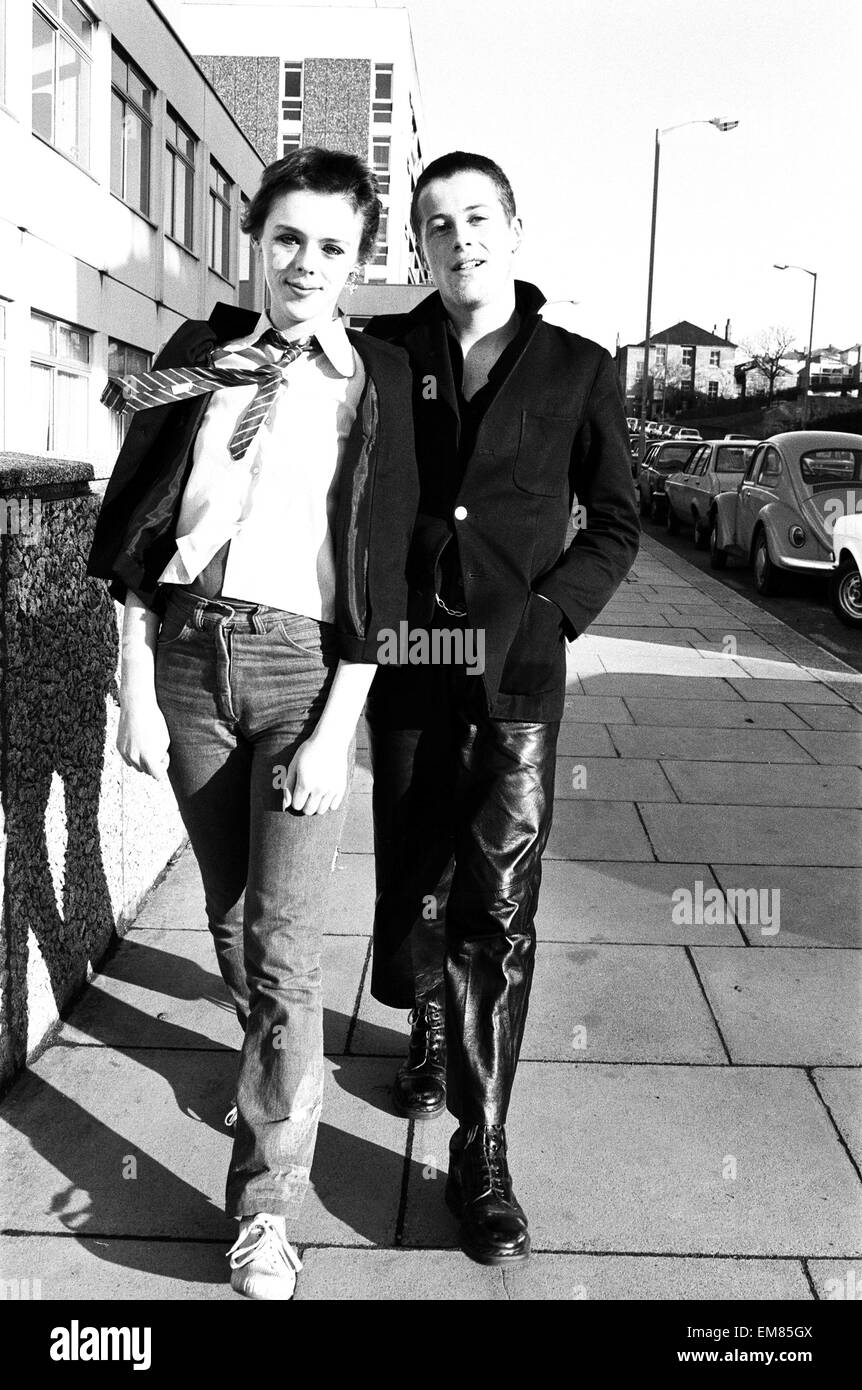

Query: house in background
[[616, 321, 738, 416]]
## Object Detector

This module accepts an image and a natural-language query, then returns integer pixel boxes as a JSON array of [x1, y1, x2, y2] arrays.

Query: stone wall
[[0, 456, 185, 1089]]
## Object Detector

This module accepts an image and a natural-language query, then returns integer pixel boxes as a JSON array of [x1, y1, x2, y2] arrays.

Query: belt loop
[[250, 605, 266, 634], [193, 605, 205, 630]]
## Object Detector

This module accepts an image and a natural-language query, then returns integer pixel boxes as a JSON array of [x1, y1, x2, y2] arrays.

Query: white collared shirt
[[158, 310, 366, 621]]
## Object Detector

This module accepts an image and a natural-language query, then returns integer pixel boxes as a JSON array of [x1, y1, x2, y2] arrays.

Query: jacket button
[[454, 505, 468, 520]]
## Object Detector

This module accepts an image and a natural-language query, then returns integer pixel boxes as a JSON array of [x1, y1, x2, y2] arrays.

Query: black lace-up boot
[[446, 1124, 530, 1265], [392, 989, 446, 1118]]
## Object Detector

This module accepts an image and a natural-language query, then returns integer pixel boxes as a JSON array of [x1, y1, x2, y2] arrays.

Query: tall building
[[174, 2, 429, 286], [0, 0, 265, 475]]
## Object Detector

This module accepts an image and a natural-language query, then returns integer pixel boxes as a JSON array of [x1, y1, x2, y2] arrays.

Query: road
[[637, 510, 862, 674]]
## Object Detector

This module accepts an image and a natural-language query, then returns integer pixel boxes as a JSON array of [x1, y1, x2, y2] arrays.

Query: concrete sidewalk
[[2, 534, 861, 1301]]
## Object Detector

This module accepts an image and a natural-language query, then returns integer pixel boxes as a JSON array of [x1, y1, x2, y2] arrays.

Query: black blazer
[[87, 304, 420, 664], [366, 281, 641, 719]]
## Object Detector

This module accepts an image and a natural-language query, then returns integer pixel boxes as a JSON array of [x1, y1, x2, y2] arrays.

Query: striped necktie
[[101, 328, 318, 460]]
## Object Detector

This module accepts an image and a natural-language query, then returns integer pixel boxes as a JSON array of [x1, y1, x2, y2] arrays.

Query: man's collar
[[409, 280, 547, 329]]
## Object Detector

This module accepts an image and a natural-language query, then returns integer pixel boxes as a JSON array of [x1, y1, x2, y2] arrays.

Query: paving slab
[[328, 853, 376, 935], [294, 1247, 506, 1300], [501, 1254, 811, 1301], [728, 678, 836, 702], [0, 1234, 237, 1300], [555, 723, 619, 756], [640, 804, 862, 865], [692, 949, 862, 1065], [545, 800, 654, 861], [129, 845, 204, 931], [338, 795, 374, 853], [807, 1259, 862, 1301], [710, 865, 862, 949], [535, 861, 743, 945], [581, 675, 743, 701], [790, 703, 862, 731], [0, 1051, 408, 1246], [624, 699, 808, 730], [519, 943, 726, 1063], [811, 1069, 862, 1172], [692, 636, 789, 659], [553, 757, 676, 801], [789, 730, 862, 766], [587, 609, 673, 626], [589, 626, 698, 645], [401, 1064, 862, 1256], [608, 726, 814, 763], [733, 660, 819, 681], [660, 760, 862, 809], [561, 696, 633, 723], [593, 648, 750, 679], [56, 930, 367, 1058]]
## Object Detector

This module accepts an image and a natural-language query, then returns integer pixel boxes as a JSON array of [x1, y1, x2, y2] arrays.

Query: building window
[[681, 346, 694, 368], [111, 44, 153, 216], [32, 0, 93, 167], [655, 345, 667, 365], [373, 63, 393, 123], [238, 192, 257, 311], [709, 349, 720, 367], [708, 380, 719, 400], [164, 106, 196, 249], [372, 136, 390, 194], [372, 211, 388, 266], [107, 338, 150, 448], [282, 60, 302, 125], [209, 159, 233, 280], [282, 136, 300, 156], [29, 310, 91, 455]]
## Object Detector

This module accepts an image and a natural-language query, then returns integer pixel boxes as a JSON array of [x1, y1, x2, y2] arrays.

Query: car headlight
[[788, 525, 806, 548]]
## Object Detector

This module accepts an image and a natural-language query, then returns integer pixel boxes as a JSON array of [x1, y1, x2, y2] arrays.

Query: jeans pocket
[[275, 615, 327, 656], [157, 609, 194, 647]]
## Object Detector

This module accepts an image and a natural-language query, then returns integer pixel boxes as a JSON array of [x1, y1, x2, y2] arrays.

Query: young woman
[[87, 148, 418, 1299]]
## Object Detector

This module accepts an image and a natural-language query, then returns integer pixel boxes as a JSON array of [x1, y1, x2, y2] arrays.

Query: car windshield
[[715, 445, 755, 473], [657, 445, 697, 467], [799, 449, 862, 486]]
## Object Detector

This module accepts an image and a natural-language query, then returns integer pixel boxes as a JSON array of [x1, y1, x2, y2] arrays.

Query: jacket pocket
[[514, 412, 576, 496], [498, 591, 565, 695]]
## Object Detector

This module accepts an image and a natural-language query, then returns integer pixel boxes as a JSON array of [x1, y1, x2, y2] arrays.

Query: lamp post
[[773, 263, 817, 427], [638, 118, 739, 473]]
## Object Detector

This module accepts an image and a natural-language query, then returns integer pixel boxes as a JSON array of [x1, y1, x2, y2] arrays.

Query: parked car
[[637, 440, 700, 520], [664, 439, 758, 546], [676, 427, 702, 441], [710, 431, 862, 595], [724, 433, 754, 441], [831, 512, 862, 626]]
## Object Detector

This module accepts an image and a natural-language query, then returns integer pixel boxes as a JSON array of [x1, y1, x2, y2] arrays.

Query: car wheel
[[693, 513, 710, 550], [665, 504, 680, 535], [752, 530, 781, 596], [709, 516, 727, 570], [830, 558, 862, 627]]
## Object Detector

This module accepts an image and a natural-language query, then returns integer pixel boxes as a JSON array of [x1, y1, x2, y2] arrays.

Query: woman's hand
[[282, 732, 350, 815], [117, 694, 171, 780]]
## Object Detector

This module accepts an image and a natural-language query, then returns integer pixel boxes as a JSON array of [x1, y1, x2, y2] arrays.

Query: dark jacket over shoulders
[[86, 304, 420, 664], [365, 281, 640, 720]]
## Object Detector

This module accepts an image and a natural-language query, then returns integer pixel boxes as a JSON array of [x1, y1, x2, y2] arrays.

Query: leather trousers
[[367, 661, 559, 1127]]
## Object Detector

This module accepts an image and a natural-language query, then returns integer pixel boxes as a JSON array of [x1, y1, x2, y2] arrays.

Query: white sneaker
[[227, 1214, 302, 1300]]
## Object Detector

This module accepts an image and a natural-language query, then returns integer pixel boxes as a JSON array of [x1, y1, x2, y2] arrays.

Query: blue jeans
[[154, 588, 353, 1219]]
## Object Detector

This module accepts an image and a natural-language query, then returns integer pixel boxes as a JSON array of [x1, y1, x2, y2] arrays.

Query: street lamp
[[773, 263, 817, 427], [638, 117, 739, 472]]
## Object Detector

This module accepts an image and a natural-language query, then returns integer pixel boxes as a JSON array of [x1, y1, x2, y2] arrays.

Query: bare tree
[[741, 326, 798, 406]]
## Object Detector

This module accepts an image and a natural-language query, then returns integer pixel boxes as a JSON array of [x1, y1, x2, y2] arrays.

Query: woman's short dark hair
[[411, 151, 517, 242], [242, 147, 381, 264]]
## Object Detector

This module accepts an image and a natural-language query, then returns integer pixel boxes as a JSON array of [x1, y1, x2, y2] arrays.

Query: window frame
[[32, 0, 94, 169], [110, 42, 154, 217], [106, 337, 151, 449], [208, 157, 234, 281], [372, 62, 393, 124], [29, 308, 92, 456], [681, 345, 695, 369], [164, 104, 197, 251]]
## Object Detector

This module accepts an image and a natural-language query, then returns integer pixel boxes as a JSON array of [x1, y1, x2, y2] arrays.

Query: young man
[[365, 152, 640, 1266]]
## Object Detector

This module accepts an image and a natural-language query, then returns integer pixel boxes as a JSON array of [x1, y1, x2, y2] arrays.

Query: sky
[[168, 0, 861, 355]]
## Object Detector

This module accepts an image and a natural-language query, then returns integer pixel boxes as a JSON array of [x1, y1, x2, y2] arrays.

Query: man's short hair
[[242, 146, 381, 264], [410, 151, 517, 242]]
